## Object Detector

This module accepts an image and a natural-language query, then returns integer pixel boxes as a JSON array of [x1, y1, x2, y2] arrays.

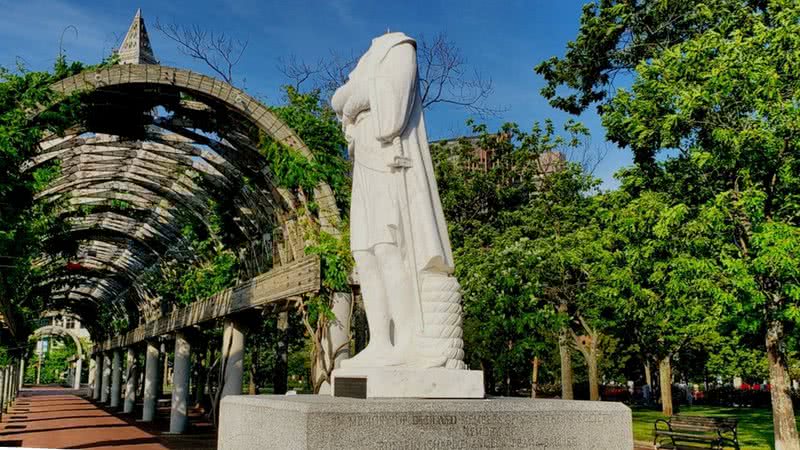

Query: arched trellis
[[29, 325, 85, 360], [31, 64, 342, 335]]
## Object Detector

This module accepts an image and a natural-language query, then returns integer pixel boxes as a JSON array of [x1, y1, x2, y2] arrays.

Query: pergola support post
[[3, 366, 10, 411], [100, 353, 111, 403], [110, 350, 122, 408], [124, 347, 138, 414], [0, 367, 6, 416], [92, 353, 102, 400], [5, 366, 12, 410], [18, 358, 24, 391], [220, 318, 245, 399], [12, 361, 18, 400], [170, 331, 192, 433], [142, 341, 160, 422], [74, 357, 83, 390]]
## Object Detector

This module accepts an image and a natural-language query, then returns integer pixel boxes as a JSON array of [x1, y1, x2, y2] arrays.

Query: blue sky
[[0, 0, 632, 189]]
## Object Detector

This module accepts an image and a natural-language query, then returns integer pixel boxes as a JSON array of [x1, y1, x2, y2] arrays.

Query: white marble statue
[[332, 32, 466, 371]]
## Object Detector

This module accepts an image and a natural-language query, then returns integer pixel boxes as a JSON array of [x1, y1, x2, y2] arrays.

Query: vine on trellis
[[260, 86, 354, 392]]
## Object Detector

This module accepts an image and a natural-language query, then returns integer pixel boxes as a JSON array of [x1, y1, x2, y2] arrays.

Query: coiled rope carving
[[417, 272, 466, 370]]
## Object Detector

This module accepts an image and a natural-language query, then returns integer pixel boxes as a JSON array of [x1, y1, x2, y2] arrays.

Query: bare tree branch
[[278, 33, 503, 117], [277, 49, 358, 98], [277, 54, 322, 91], [417, 33, 502, 118], [563, 139, 610, 176], [154, 19, 248, 85]]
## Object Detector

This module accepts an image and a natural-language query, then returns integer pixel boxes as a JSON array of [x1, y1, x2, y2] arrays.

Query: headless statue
[[332, 32, 465, 370]]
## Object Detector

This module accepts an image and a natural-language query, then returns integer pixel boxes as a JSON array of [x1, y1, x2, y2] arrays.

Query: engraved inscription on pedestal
[[219, 396, 634, 450], [334, 377, 367, 399], [333, 412, 584, 449]]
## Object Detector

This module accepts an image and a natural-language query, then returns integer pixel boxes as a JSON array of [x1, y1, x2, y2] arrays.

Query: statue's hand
[[383, 137, 410, 169], [343, 123, 356, 158]]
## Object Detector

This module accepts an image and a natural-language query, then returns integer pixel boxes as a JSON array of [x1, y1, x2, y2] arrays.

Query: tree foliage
[[545, 0, 800, 442]]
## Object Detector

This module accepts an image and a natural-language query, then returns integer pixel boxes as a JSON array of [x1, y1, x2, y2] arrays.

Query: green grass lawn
[[632, 405, 800, 449]]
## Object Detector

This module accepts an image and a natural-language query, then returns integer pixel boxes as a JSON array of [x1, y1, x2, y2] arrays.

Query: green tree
[[545, 0, 800, 445], [433, 120, 609, 397], [262, 86, 352, 393], [600, 187, 733, 414], [0, 58, 92, 344]]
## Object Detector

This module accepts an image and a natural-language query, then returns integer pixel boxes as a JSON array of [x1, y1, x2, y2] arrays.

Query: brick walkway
[[0, 387, 214, 449]]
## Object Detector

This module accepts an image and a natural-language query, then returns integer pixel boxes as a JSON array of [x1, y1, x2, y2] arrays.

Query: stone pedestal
[[332, 367, 484, 399], [219, 395, 633, 450]]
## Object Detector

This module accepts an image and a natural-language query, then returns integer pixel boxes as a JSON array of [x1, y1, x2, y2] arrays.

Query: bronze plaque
[[334, 377, 367, 399]]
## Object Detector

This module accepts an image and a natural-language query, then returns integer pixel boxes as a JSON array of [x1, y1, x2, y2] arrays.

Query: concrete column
[[5, 366, 11, 409], [3, 366, 9, 408], [88, 357, 96, 388], [7, 364, 12, 405], [170, 331, 192, 433], [220, 318, 245, 399], [12, 362, 18, 400], [3, 366, 9, 411], [0, 367, 6, 415], [15, 361, 20, 398], [18, 358, 24, 390], [13, 361, 19, 399], [74, 358, 83, 390], [8, 364, 14, 403], [110, 350, 122, 408], [9, 364, 15, 402], [124, 347, 138, 414], [92, 354, 102, 400], [100, 353, 111, 403], [161, 342, 169, 396], [142, 341, 160, 422]]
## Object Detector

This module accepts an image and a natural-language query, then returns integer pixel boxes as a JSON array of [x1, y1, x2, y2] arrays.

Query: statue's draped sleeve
[[369, 40, 418, 143]]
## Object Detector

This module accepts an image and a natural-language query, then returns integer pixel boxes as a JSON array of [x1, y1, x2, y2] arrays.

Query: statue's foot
[[340, 343, 403, 368]]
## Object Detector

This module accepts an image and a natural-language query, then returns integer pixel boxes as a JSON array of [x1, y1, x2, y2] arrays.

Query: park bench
[[653, 415, 739, 449]]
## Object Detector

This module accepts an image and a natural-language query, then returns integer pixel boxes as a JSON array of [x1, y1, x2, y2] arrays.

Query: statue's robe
[[332, 32, 454, 275]]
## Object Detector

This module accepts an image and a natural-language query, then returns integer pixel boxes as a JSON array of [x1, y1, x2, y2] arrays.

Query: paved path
[[0, 387, 168, 449]]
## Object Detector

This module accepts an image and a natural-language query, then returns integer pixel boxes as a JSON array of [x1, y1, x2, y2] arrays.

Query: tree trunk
[[587, 342, 600, 401], [193, 348, 205, 407], [248, 347, 258, 395], [273, 313, 289, 395], [505, 340, 513, 396], [158, 343, 166, 399], [644, 360, 652, 387], [659, 356, 673, 416], [531, 357, 539, 399], [766, 315, 800, 450], [559, 331, 573, 400], [481, 359, 495, 396]]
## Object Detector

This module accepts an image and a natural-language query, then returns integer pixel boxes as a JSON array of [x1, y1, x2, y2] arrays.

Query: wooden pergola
[[29, 62, 341, 349]]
